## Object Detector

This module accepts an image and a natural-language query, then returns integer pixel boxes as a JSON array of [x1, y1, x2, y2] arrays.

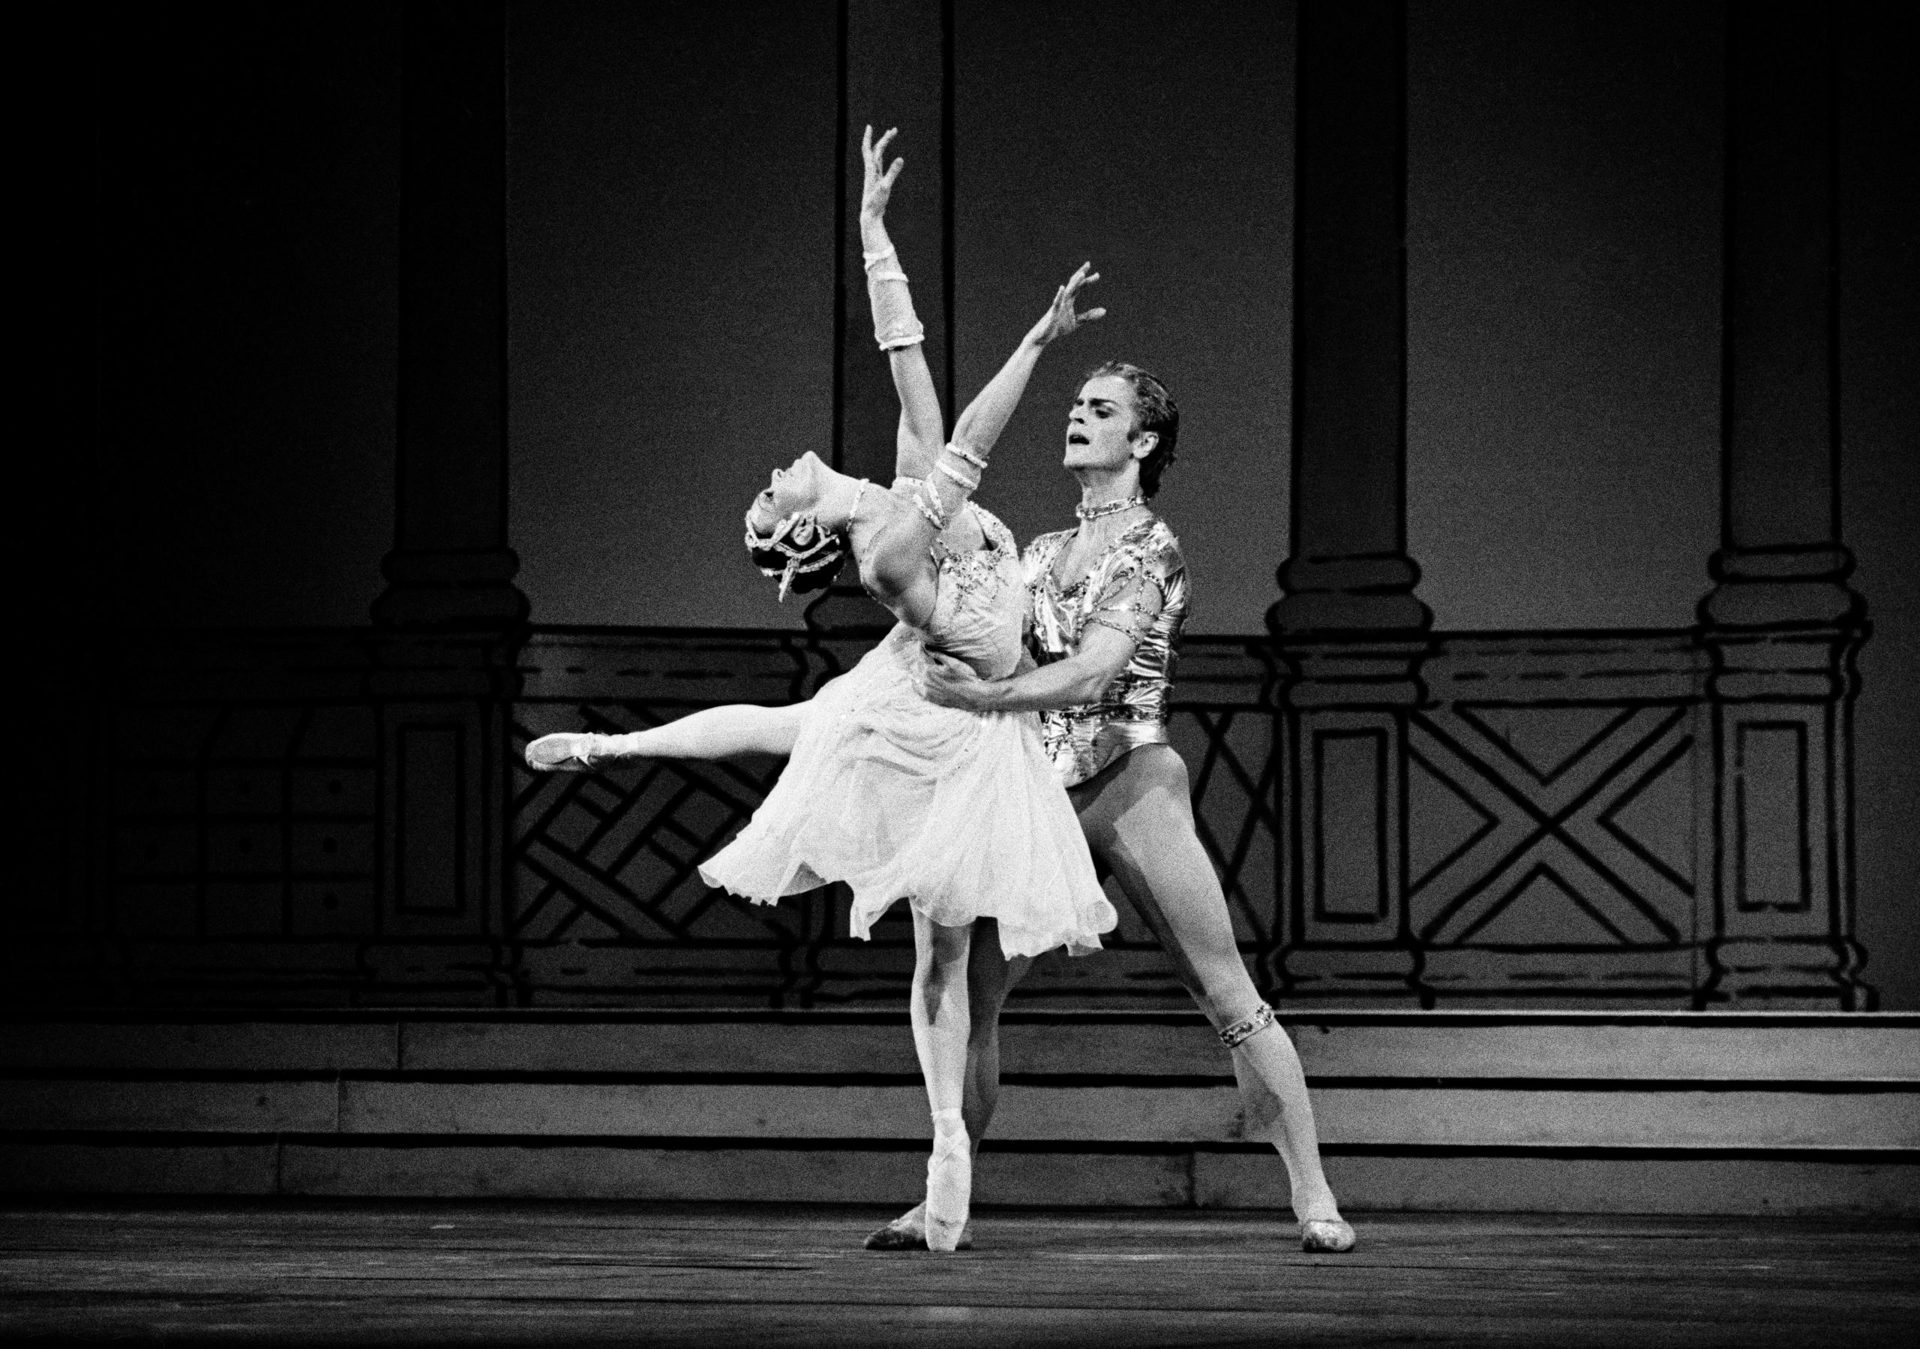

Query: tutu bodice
[[920, 502, 1026, 680]]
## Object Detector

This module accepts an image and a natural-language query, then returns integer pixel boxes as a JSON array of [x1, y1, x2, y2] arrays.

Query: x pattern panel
[[1408, 703, 1696, 952]]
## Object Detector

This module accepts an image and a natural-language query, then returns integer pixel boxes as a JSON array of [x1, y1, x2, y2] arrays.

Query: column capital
[[1699, 546, 1863, 629], [1271, 558, 1431, 638]]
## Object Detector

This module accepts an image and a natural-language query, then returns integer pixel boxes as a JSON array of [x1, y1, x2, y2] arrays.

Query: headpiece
[[744, 508, 847, 603]]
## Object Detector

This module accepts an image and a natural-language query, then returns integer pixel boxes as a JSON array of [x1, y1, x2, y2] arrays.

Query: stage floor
[[1, 1201, 1915, 1347]]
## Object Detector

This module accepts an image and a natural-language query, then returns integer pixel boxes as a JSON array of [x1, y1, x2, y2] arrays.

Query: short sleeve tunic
[[1021, 515, 1189, 787]]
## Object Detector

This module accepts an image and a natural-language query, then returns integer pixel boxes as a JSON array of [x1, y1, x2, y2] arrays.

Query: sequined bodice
[[1022, 517, 1189, 785], [921, 502, 1026, 680]]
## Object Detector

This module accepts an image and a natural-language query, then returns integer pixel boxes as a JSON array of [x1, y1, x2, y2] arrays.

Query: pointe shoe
[[862, 1203, 973, 1252], [923, 1121, 972, 1254], [1299, 1217, 1356, 1253], [525, 732, 603, 772]]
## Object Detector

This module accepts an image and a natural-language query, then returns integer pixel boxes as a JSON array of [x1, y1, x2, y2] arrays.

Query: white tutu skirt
[[699, 627, 1117, 959]]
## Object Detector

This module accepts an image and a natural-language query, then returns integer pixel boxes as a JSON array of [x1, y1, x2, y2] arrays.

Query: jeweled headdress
[[743, 509, 848, 603]]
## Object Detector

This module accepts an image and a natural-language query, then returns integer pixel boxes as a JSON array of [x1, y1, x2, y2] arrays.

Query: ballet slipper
[[525, 731, 603, 772], [862, 1202, 973, 1251], [1299, 1217, 1357, 1253], [923, 1113, 972, 1254]]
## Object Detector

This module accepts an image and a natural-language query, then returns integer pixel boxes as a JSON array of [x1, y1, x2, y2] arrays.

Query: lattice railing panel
[[17, 623, 1857, 1009], [507, 633, 1278, 1007]]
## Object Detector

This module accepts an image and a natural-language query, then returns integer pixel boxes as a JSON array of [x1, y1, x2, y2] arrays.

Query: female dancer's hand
[[919, 651, 990, 710], [1025, 262, 1105, 347], [860, 124, 904, 224]]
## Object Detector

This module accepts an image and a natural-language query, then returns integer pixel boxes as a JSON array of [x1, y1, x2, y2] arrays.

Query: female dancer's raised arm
[[951, 261, 1103, 457], [859, 126, 943, 485]]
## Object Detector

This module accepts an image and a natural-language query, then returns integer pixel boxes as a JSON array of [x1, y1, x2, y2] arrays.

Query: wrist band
[[935, 459, 979, 492], [875, 318, 926, 351]]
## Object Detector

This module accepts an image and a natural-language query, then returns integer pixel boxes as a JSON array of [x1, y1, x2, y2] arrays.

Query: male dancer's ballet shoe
[[1299, 1218, 1357, 1254], [525, 732, 602, 772], [922, 1114, 972, 1253], [862, 1203, 973, 1251]]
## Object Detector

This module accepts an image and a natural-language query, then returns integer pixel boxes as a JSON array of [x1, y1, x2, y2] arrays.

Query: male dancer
[[876, 361, 1356, 1255]]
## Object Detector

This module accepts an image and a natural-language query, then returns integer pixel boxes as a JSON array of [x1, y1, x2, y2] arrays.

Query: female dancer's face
[[1064, 375, 1146, 471], [746, 451, 826, 532]]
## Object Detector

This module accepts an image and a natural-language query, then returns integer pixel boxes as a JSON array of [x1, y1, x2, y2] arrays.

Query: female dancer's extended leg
[[1072, 746, 1346, 1234], [909, 911, 976, 1252], [526, 703, 807, 768]]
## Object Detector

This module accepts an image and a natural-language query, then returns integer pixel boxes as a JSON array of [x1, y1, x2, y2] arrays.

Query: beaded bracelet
[[1218, 1003, 1276, 1049], [914, 477, 950, 531], [935, 459, 979, 492]]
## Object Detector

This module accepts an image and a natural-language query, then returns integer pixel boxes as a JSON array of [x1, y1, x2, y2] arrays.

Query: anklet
[[1218, 1003, 1276, 1049]]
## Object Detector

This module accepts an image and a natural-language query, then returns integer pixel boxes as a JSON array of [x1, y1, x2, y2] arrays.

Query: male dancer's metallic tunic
[[1021, 516, 1188, 784]]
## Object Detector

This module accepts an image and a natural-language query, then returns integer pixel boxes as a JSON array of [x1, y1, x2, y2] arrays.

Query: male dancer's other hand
[[919, 650, 990, 711], [1025, 261, 1105, 348], [860, 124, 903, 223]]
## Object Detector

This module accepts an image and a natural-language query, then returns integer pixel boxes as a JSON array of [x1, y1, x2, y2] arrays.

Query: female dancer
[[524, 127, 1116, 1253], [898, 361, 1358, 1255]]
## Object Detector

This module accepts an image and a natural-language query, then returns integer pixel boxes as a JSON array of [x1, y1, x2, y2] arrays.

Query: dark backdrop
[[25, 0, 1918, 1004]]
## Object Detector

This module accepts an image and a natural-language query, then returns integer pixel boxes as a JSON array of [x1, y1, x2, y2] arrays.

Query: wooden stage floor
[[1, 1201, 1915, 1348]]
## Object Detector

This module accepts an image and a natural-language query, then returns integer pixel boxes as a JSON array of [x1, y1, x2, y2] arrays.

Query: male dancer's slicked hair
[[1086, 361, 1179, 497]]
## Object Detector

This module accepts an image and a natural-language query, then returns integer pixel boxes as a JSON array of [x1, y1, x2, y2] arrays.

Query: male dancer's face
[[1063, 375, 1152, 474]]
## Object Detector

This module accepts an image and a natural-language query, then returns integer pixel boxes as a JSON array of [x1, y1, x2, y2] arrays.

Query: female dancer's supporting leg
[[868, 923, 1028, 1250], [910, 911, 976, 1252]]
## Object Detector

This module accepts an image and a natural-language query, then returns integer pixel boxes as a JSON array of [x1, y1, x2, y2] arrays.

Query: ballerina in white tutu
[[524, 126, 1116, 1252]]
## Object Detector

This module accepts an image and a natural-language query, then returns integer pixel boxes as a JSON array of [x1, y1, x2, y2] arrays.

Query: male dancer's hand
[[1024, 262, 1105, 348], [919, 650, 990, 710]]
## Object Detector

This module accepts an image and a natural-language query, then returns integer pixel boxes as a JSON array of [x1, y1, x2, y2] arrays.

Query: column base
[[358, 940, 512, 1004], [1278, 944, 1425, 1004], [1702, 936, 1874, 1010]]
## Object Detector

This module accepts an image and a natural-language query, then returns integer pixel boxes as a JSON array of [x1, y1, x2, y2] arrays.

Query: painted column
[[1269, 0, 1432, 1002], [1699, 2, 1871, 1007], [805, 0, 954, 643], [367, 0, 528, 1001]]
